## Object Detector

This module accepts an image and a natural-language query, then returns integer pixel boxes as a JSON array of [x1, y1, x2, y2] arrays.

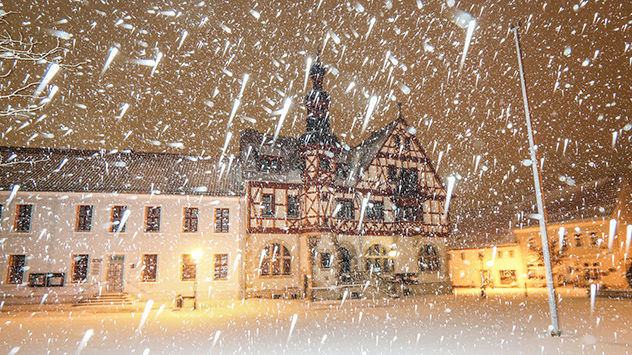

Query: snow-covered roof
[[450, 205, 519, 249], [515, 176, 627, 227], [337, 119, 398, 186], [451, 176, 629, 249], [0, 146, 243, 196]]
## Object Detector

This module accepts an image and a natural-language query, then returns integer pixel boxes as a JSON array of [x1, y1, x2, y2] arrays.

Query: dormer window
[[394, 135, 401, 147], [259, 156, 281, 173], [405, 137, 411, 150]]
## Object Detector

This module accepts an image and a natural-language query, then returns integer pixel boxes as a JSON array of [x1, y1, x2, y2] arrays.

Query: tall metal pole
[[511, 25, 561, 336]]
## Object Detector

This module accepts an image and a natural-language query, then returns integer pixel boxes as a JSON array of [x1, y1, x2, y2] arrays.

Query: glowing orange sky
[[2, 0, 630, 214]]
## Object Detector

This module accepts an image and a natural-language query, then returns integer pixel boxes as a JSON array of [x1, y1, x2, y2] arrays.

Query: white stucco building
[[0, 147, 243, 304]]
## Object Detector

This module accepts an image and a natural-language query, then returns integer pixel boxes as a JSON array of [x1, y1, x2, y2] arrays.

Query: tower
[[297, 55, 340, 299]]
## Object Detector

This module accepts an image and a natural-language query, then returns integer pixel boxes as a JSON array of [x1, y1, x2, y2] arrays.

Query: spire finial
[[397, 102, 403, 118]]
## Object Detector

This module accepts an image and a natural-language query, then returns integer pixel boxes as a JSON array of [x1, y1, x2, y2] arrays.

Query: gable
[[355, 119, 446, 197]]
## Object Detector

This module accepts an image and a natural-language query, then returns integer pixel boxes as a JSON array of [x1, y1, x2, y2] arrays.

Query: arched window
[[419, 245, 440, 272], [365, 244, 393, 273], [261, 243, 291, 276]]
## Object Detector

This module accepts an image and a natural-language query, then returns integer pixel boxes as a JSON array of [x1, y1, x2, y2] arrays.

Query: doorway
[[107, 255, 125, 293]]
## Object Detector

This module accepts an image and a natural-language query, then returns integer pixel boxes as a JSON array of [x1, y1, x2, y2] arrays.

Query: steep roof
[[515, 176, 627, 228], [337, 119, 398, 185], [450, 176, 629, 249], [0, 146, 243, 196], [450, 205, 519, 249]]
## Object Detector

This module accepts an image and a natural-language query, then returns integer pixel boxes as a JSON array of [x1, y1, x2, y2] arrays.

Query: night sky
[[2, 0, 630, 216]]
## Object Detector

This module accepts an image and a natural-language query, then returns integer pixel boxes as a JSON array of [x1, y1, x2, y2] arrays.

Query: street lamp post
[[192, 249, 202, 310]]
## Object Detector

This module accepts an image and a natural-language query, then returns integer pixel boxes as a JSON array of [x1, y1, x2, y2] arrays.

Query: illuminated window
[[499, 270, 517, 285]]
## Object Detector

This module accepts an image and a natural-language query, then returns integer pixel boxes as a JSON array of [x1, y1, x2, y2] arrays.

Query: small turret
[[299, 54, 340, 147]]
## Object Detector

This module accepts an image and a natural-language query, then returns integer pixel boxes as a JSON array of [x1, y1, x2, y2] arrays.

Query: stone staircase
[[73, 292, 139, 307]]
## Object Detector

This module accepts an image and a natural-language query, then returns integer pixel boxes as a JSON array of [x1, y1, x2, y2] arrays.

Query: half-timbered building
[[240, 59, 452, 299]]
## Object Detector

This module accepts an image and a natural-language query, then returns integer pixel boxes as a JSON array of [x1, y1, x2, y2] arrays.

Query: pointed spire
[[309, 50, 325, 90], [397, 102, 403, 118]]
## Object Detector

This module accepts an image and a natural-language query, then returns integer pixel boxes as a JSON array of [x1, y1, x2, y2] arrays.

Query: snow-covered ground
[[1, 288, 631, 354]]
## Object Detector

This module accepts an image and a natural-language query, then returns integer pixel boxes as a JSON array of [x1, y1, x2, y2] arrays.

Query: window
[[419, 245, 440, 272], [336, 164, 349, 179], [365, 201, 384, 221], [259, 157, 281, 173], [259, 157, 270, 172], [509, 250, 515, 258], [76, 205, 93, 232], [213, 254, 228, 280], [142, 254, 158, 282], [388, 165, 398, 182], [337, 199, 354, 220], [145, 206, 161, 232], [321, 252, 332, 269], [215, 208, 230, 232], [111, 205, 128, 232], [260, 243, 291, 276], [589, 232, 598, 247], [499, 270, 517, 285], [575, 234, 583, 247], [181, 254, 197, 281], [29, 273, 64, 287], [398, 168, 419, 195], [365, 244, 393, 273], [6, 255, 26, 284], [14, 204, 33, 232], [287, 196, 299, 219], [560, 235, 568, 250], [183, 207, 199, 232], [397, 205, 423, 222], [405, 137, 411, 150], [584, 262, 600, 281], [71, 254, 89, 283], [393, 135, 401, 147], [460, 252, 466, 261], [262, 195, 275, 217], [497, 250, 503, 259], [319, 157, 330, 171]]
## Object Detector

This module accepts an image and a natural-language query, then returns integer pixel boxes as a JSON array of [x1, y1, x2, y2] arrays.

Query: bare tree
[[0, 10, 66, 117]]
